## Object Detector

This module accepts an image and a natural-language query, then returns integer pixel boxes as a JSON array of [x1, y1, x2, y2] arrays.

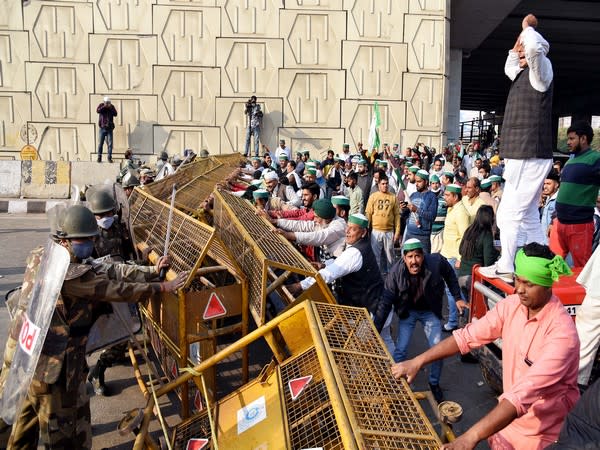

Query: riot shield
[[86, 302, 141, 354], [0, 240, 70, 425]]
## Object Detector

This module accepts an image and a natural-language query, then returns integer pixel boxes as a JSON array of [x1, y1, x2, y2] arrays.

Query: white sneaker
[[478, 263, 514, 283]]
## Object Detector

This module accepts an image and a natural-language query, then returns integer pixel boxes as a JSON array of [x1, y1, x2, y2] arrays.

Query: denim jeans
[[445, 257, 460, 328], [371, 230, 395, 274], [393, 309, 443, 385], [97, 128, 113, 160], [379, 310, 396, 355], [244, 126, 260, 156]]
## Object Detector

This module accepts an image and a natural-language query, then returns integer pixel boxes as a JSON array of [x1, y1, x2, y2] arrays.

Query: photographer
[[96, 96, 118, 163], [244, 96, 263, 157]]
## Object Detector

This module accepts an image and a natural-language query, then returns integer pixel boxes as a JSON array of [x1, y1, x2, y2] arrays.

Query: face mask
[[97, 216, 115, 230], [71, 240, 94, 260]]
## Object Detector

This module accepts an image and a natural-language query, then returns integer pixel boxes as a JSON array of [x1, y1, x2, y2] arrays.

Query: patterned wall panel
[[0, 0, 24, 30], [24, 1, 92, 63], [343, 41, 407, 100], [279, 127, 345, 159], [404, 15, 447, 74], [90, 94, 158, 155], [94, 0, 154, 34], [221, 0, 283, 38], [30, 122, 96, 161], [409, 0, 449, 16], [0, 2, 450, 160], [154, 66, 220, 126], [341, 100, 405, 150], [0, 32, 28, 91], [286, 0, 343, 10], [90, 35, 157, 95], [154, 5, 220, 67], [401, 129, 443, 154], [215, 97, 283, 153], [403, 72, 445, 131], [0, 93, 32, 155], [217, 38, 283, 97], [153, 125, 220, 156], [158, 0, 215, 5], [345, 0, 408, 42], [280, 10, 345, 69], [26, 63, 94, 123], [279, 69, 345, 127]]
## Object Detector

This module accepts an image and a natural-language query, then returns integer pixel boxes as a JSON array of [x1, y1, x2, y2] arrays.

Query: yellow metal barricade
[[142, 153, 244, 215], [128, 188, 249, 418], [142, 157, 219, 202], [133, 301, 443, 450], [212, 189, 337, 328]]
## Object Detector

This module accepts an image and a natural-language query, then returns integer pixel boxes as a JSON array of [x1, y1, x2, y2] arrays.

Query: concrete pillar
[[446, 48, 463, 144]]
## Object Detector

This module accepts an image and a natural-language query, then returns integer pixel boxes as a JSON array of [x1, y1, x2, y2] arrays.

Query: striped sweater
[[556, 148, 600, 224]]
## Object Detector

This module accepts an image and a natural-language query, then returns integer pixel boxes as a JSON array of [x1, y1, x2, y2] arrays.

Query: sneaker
[[478, 263, 513, 283], [108, 158, 113, 163], [443, 323, 457, 332], [429, 383, 444, 403], [97, 157, 102, 163]]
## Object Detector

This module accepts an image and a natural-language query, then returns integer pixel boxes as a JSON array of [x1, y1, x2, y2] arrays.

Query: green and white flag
[[368, 102, 381, 152]]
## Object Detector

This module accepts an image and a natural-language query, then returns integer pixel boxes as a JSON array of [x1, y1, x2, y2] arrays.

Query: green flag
[[368, 102, 381, 152]]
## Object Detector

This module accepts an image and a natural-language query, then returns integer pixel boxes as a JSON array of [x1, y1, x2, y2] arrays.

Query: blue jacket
[[406, 190, 438, 235]]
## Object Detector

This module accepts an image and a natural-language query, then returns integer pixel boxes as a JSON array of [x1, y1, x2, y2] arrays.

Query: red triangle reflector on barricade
[[194, 389, 204, 411], [186, 438, 209, 450], [289, 375, 313, 401], [203, 292, 227, 320]]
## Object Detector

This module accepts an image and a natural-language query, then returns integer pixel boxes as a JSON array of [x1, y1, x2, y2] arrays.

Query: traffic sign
[[203, 292, 227, 320], [288, 375, 312, 401], [20, 144, 38, 160]]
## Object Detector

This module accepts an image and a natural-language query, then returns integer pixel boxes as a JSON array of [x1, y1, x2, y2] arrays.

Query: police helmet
[[59, 205, 99, 239], [88, 190, 116, 215], [121, 172, 140, 188]]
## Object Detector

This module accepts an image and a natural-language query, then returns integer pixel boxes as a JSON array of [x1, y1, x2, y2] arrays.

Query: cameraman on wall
[[244, 95, 263, 157]]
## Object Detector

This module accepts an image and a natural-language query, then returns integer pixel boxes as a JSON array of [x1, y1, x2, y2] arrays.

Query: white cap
[[103, 96, 111, 103], [263, 170, 278, 181]]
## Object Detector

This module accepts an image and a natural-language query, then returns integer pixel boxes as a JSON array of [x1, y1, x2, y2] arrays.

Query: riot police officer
[[1, 205, 187, 449]]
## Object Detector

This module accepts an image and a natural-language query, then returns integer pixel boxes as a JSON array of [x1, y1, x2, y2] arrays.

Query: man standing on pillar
[[96, 97, 117, 163], [481, 14, 554, 279]]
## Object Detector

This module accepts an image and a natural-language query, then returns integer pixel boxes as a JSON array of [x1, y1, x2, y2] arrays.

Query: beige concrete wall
[[0, 0, 450, 161]]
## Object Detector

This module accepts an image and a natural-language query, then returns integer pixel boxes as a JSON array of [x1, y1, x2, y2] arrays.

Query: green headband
[[514, 249, 572, 287]]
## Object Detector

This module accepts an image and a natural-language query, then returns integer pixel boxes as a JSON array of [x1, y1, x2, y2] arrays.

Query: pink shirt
[[453, 294, 580, 449]]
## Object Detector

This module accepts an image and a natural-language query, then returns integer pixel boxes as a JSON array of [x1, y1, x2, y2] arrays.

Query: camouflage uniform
[[94, 219, 128, 260], [1, 247, 161, 449], [90, 220, 136, 393]]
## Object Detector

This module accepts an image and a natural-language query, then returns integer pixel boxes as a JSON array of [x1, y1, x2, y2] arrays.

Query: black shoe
[[97, 157, 102, 163], [108, 158, 113, 163], [429, 383, 444, 403], [88, 373, 105, 396], [88, 362, 107, 396]]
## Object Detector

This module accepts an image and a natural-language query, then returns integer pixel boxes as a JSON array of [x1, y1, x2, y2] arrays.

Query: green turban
[[514, 249, 572, 287]]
